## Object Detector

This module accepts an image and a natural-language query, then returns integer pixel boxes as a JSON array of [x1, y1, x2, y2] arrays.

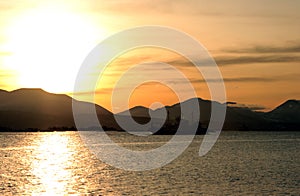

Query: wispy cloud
[[0, 73, 12, 78], [228, 102, 267, 111], [86, 0, 300, 19], [191, 77, 277, 83], [168, 73, 300, 84], [70, 86, 130, 96], [215, 55, 300, 66], [0, 71, 17, 78], [0, 51, 12, 56], [165, 55, 300, 67], [224, 43, 300, 54], [0, 84, 8, 88], [0, 72, 16, 89]]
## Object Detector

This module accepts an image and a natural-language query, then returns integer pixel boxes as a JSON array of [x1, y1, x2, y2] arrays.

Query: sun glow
[[31, 133, 75, 194], [5, 5, 103, 93]]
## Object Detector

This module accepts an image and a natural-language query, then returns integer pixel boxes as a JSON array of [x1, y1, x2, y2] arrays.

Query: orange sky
[[0, 0, 299, 112]]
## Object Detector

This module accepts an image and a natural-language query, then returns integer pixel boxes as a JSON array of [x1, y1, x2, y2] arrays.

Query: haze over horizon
[[0, 0, 299, 113], [1, 87, 299, 115]]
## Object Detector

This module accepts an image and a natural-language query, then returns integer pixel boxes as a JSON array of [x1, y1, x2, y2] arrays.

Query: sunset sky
[[0, 0, 299, 112]]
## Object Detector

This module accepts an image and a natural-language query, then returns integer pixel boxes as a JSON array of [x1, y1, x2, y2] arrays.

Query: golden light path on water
[[0, 132, 299, 195], [30, 133, 76, 195]]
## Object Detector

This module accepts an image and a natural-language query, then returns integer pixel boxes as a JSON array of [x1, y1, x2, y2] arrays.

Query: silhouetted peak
[[9, 88, 52, 96], [131, 106, 151, 110], [117, 105, 153, 117], [0, 89, 8, 94], [183, 97, 224, 106], [273, 99, 300, 110], [283, 99, 300, 105]]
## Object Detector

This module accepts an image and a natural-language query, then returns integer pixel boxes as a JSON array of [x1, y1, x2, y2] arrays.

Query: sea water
[[0, 131, 299, 195]]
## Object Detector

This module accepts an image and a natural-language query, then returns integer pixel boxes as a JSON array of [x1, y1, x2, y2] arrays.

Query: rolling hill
[[0, 88, 299, 132], [0, 88, 118, 130], [117, 98, 300, 132]]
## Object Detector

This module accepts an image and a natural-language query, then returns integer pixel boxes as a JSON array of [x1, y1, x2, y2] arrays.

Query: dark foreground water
[[0, 131, 299, 195]]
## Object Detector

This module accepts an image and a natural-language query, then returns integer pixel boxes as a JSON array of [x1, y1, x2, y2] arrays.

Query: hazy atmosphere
[[0, 1, 299, 195], [0, 0, 299, 112]]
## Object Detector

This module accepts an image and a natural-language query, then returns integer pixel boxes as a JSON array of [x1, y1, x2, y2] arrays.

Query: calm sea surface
[[0, 131, 299, 195]]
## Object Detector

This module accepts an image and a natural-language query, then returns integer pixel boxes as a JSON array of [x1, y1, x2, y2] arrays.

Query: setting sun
[[0, 0, 298, 112], [0, 1, 299, 195], [4, 4, 103, 93]]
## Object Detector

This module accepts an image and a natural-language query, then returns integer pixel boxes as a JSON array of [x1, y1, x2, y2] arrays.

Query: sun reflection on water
[[30, 133, 76, 195]]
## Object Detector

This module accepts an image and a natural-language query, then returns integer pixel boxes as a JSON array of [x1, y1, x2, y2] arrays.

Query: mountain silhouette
[[118, 98, 300, 132], [118, 106, 153, 118], [0, 88, 299, 132], [0, 88, 118, 131], [266, 100, 300, 122]]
